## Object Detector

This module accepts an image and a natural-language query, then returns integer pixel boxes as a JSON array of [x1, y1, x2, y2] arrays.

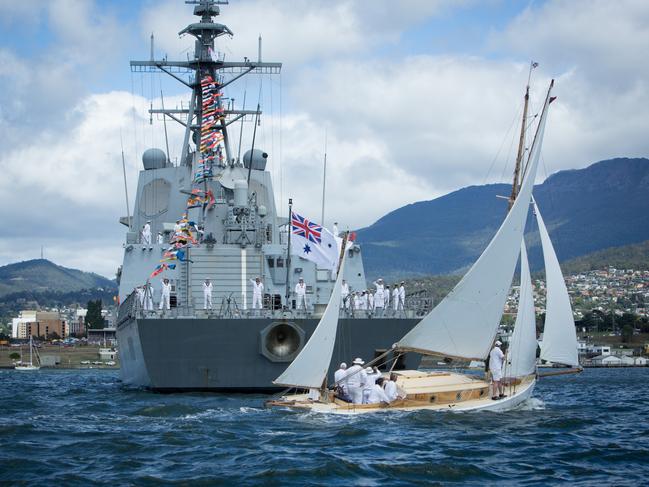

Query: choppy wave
[[1, 368, 648, 485]]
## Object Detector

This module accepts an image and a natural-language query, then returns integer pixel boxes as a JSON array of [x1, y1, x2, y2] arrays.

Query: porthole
[[455, 392, 462, 401], [429, 395, 436, 403]]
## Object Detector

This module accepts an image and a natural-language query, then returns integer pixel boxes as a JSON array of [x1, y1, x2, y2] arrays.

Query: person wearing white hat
[[392, 285, 399, 312], [489, 340, 505, 400], [362, 366, 382, 404], [366, 377, 391, 405], [345, 357, 367, 404], [398, 281, 406, 311], [340, 279, 350, 310], [373, 279, 385, 317], [334, 362, 349, 397], [250, 277, 264, 310], [295, 277, 307, 310], [159, 278, 171, 310], [203, 278, 213, 310], [141, 220, 152, 249], [156, 232, 164, 244]]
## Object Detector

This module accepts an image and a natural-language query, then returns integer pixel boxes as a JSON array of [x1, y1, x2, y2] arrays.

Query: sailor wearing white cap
[[392, 285, 399, 311], [362, 366, 382, 404], [340, 279, 350, 310], [295, 277, 307, 310], [203, 278, 213, 310], [489, 340, 505, 400], [398, 281, 406, 311], [156, 232, 164, 244], [159, 278, 171, 310], [373, 278, 385, 317], [142, 220, 152, 248], [345, 358, 368, 404], [250, 277, 264, 310], [384, 285, 390, 311], [334, 362, 349, 394]]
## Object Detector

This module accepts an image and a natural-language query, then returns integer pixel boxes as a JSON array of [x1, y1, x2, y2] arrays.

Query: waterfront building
[[11, 311, 67, 339]]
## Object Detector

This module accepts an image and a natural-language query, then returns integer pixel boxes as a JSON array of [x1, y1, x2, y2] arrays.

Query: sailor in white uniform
[[367, 378, 391, 405], [384, 285, 390, 311], [332, 222, 339, 237], [136, 286, 145, 307], [368, 291, 374, 313], [156, 232, 164, 244], [142, 283, 153, 310], [345, 358, 368, 404], [392, 285, 399, 312], [353, 292, 360, 311], [159, 278, 171, 310], [399, 281, 406, 311], [489, 340, 505, 400], [383, 373, 403, 402], [250, 277, 264, 310], [295, 277, 307, 310], [203, 278, 213, 310], [334, 362, 349, 395], [362, 366, 382, 404], [141, 221, 152, 249], [373, 279, 385, 317], [341, 280, 350, 310]]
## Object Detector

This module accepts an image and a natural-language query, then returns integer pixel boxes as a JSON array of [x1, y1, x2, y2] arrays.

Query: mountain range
[[357, 157, 649, 280]]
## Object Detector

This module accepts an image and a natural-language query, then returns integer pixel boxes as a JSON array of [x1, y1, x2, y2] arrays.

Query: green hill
[[560, 240, 649, 274]]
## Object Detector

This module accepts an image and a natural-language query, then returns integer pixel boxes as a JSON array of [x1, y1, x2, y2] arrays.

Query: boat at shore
[[268, 76, 581, 414], [115, 0, 426, 392], [15, 336, 40, 371]]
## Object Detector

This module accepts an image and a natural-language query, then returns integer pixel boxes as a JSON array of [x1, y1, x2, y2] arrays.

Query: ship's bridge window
[[267, 258, 275, 268], [276, 258, 284, 268]]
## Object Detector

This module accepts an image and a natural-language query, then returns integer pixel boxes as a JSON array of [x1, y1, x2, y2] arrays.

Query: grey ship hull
[[117, 316, 421, 392]]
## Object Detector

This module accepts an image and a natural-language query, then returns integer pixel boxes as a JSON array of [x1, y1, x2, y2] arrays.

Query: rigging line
[[482, 97, 524, 185], [279, 73, 284, 216]]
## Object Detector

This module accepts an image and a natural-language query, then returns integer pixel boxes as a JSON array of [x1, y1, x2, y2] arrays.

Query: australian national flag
[[290, 210, 338, 271]]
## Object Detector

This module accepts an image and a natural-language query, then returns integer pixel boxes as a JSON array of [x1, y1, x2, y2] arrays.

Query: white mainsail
[[507, 239, 538, 377], [535, 200, 579, 367], [273, 251, 347, 389], [397, 81, 554, 360]]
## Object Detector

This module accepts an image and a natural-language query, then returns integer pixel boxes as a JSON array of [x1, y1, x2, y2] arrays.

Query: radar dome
[[142, 148, 168, 170], [243, 149, 268, 171]]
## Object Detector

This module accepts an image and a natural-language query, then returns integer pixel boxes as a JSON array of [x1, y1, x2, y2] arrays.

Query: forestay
[[397, 81, 554, 360], [507, 239, 539, 377], [273, 251, 347, 389], [535, 200, 579, 367]]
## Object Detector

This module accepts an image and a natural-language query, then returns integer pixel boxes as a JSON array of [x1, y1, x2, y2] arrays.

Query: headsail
[[397, 80, 554, 360], [507, 239, 538, 377], [534, 200, 579, 367], [273, 245, 347, 389]]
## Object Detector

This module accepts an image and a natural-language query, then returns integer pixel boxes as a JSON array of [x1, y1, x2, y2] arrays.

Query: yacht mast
[[508, 62, 537, 209]]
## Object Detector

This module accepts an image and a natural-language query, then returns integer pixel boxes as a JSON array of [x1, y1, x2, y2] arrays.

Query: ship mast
[[130, 0, 281, 167], [508, 62, 537, 209]]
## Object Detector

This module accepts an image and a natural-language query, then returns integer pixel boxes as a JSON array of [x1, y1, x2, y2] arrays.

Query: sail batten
[[535, 201, 579, 367], [273, 251, 347, 389], [396, 81, 554, 360], [507, 240, 538, 377]]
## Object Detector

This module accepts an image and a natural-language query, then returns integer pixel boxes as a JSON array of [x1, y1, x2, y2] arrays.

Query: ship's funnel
[[243, 149, 268, 171], [142, 148, 168, 170]]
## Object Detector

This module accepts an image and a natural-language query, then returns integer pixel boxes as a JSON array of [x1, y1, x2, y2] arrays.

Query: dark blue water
[[1, 368, 648, 485]]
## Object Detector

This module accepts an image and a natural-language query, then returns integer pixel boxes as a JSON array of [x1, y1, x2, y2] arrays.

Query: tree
[[621, 324, 634, 343], [85, 299, 105, 330], [48, 331, 61, 340], [9, 352, 20, 360]]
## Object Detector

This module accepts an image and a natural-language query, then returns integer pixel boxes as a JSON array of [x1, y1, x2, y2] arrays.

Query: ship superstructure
[[116, 0, 426, 391]]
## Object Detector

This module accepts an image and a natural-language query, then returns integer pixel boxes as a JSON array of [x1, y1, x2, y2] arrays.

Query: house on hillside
[[592, 354, 622, 366]]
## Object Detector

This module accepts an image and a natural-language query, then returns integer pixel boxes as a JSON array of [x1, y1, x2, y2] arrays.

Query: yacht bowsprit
[[115, 0, 426, 392]]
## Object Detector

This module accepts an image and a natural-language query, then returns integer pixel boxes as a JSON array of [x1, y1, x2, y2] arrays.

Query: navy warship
[[116, 0, 427, 392]]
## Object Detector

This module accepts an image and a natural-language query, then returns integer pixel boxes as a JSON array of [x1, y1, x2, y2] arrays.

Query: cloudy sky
[[0, 0, 648, 277]]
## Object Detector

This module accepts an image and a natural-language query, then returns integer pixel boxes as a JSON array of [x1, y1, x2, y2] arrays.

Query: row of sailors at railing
[[321, 358, 406, 405], [341, 278, 406, 313], [134, 276, 406, 313]]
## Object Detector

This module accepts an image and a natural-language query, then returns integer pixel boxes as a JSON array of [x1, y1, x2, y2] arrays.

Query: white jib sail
[[535, 200, 579, 367], [273, 251, 347, 389], [397, 83, 554, 360], [507, 239, 538, 377]]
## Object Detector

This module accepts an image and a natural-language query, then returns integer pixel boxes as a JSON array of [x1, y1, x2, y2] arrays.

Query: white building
[[591, 354, 622, 366]]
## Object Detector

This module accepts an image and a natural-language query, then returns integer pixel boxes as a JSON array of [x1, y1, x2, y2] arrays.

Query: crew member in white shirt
[[341, 279, 350, 310], [159, 278, 171, 310], [334, 362, 349, 396], [203, 278, 213, 310], [156, 232, 164, 244], [373, 278, 385, 317], [489, 340, 506, 400], [362, 366, 382, 404], [384, 285, 390, 311], [295, 277, 307, 310], [141, 221, 152, 249], [345, 358, 368, 404], [250, 277, 264, 310], [383, 373, 403, 402], [398, 281, 406, 311], [392, 285, 399, 312], [367, 377, 391, 405]]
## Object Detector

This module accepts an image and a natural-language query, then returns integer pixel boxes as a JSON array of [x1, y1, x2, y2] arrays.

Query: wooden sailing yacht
[[267, 77, 579, 414]]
